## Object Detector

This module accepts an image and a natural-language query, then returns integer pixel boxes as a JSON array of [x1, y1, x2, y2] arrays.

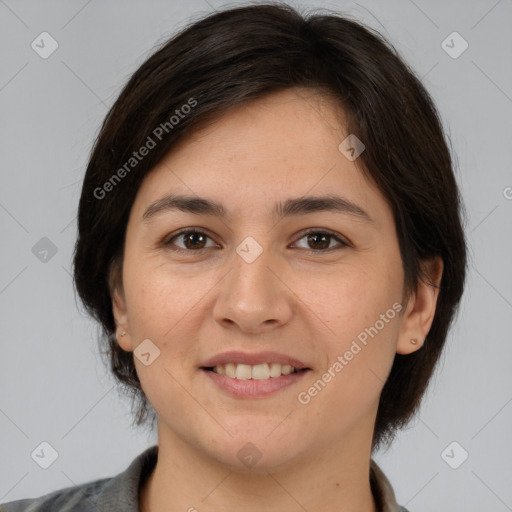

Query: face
[[112, 88, 435, 472]]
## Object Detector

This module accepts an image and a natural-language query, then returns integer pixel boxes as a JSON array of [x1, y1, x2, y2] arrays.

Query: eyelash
[[163, 228, 350, 254]]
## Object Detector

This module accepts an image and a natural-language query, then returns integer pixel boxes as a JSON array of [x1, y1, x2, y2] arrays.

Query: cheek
[[293, 273, 401, 444], [123, 258, 218, 377], [125, 264, 198, 406], [297, 259, 398, 334], [124, 258, 202, 339], [296, 258, 401, 385]]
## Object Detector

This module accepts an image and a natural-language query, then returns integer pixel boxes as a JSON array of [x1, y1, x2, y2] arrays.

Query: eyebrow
[[142, 193, 373, 223]]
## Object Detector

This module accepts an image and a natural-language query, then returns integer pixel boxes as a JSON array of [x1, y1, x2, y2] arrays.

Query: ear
[[396, 256, 444, 355], [109, 261, 133, 352]]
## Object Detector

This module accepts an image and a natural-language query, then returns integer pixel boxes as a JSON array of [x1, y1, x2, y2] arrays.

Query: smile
[[206, 362, 301, 380], [201, 366, 310, 398]]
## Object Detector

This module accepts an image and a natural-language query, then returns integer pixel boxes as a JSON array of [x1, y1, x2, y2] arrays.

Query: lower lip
[[201, 368, 310, 398]]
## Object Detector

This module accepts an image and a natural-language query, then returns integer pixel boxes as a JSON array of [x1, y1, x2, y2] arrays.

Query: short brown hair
[[73, 2, 468, 451]]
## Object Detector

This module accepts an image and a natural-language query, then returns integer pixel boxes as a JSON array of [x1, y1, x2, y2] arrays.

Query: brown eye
[[306, 233, 331, 250], [293, 230, 349, 252], [164, 228, 348, 254], [165, 230, 215, 251], [183, 232, 207, 249]]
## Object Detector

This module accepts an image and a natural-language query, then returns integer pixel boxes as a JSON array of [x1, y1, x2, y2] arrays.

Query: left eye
[[164, 229, 348, 252], [293, 231, 348, 251]]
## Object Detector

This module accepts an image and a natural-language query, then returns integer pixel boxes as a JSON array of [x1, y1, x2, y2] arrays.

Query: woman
[[1, 3, 467, 511]]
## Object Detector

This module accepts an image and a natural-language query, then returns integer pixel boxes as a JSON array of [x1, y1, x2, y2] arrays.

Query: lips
[[200, 351, 311, 398]]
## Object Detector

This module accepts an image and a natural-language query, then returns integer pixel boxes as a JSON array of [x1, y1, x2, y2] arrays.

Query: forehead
[[130, 88, 390, 227], [169, 88, 350, 173]]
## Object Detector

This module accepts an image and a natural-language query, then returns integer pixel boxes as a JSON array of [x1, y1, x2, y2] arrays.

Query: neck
[[140, 423, 378, 512]]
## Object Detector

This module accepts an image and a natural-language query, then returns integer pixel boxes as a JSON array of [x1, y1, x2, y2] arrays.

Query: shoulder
[[370, 459, 412, 512], [0, 445, 158, 512], [0, 477, 110, 512]]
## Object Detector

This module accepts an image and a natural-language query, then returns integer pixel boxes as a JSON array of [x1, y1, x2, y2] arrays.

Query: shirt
[[0, 445, 410, 512]]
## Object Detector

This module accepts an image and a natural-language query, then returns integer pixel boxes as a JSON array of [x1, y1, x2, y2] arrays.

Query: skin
[[111, 87, 443, 512]]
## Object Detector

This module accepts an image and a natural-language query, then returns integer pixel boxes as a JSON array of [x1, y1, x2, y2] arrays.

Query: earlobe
[[109, 264, 133, 352], [112, 287, 133, 351], [396, 256, 444, 355]]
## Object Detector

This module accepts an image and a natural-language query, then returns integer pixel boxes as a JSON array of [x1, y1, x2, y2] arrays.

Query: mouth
[[201, 363, 308, 380], [199, 351, 311, 398]]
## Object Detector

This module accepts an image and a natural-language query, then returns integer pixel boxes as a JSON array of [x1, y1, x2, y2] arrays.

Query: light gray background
[[1, 0, 511, 510]]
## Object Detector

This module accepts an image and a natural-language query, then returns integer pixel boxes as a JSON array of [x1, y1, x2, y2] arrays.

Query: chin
[[204, 425, 304, 473]]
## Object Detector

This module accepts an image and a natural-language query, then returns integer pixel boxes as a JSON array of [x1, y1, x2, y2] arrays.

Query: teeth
[[211, 362, 299, 379], [225, 363, 236, 378], [252, 363, 270, 380], [269, 362, 282, 378], [281, 364, 293, 375], [235, 363, 252, 380]]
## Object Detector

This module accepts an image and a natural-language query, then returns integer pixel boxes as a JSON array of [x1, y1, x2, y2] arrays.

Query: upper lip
[[200, 351, 309, 370]]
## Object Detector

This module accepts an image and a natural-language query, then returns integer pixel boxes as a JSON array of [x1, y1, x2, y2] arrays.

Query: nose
[[212, 244, 294, 334]]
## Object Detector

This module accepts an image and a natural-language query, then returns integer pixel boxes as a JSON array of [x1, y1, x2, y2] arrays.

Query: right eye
[[163, 229, 219, 252]]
